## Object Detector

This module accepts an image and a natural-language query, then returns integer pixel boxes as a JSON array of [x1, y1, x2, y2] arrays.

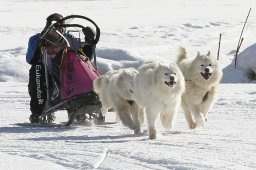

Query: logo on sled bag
[[35, 65, 44, 105]]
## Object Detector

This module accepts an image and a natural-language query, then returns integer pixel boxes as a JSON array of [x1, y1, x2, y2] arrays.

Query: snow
[[0, 0, 256, 169]]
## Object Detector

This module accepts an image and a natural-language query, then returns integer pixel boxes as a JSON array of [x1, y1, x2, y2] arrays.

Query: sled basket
[[40, 26, 64, 45]]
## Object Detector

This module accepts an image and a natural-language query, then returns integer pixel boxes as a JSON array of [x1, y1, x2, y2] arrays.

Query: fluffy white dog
[[177, 47, 223, 129], [133, 61, 185, 139], [93, 68, 142, 134]]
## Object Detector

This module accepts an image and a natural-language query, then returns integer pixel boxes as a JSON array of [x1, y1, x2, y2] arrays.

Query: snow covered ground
[[0, 0, 256, 169]]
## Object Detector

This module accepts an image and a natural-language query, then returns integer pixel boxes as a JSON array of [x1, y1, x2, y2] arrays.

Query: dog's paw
[[134, 127, 141, 134], [149, 128, 156, 139], [194, 113, 206, 127], [127, 124, 136, 130], [134, 125, 141, 135], [189, 122, 196, 129], [149, 134, 156, 139]]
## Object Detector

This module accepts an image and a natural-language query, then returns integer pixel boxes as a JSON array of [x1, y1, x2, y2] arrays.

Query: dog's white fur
[[93, 68, 142, 134], [177, 47, 223, 129], [133, 61, 185, 139]]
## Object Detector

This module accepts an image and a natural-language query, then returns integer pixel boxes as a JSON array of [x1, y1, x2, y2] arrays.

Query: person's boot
[[29, 114, 40, 123]]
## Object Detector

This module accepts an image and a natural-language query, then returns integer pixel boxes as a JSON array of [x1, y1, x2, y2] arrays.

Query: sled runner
[[13, 122, 71, 128], [13, 121, 116, 128], [30, 15, 104, 126]]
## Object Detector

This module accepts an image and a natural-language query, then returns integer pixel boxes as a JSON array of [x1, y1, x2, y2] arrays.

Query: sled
[[35, 15, 104, 126]]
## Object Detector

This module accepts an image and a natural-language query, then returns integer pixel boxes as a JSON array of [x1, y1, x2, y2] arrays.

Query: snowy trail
[[0, 0, 256, 169], [0, 82, 255, 170]]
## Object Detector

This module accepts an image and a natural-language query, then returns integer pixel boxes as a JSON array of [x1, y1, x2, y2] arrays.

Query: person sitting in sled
[[26, 13, 96, 123]]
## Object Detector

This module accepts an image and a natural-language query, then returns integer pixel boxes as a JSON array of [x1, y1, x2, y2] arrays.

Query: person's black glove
[[82, 26, 95, 44]]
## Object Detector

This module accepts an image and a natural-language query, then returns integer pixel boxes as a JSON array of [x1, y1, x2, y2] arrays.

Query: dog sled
[[33, 15, 104, 126]]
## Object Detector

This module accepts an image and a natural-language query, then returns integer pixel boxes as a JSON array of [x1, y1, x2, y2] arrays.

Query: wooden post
[[217, 33, 222, 60]]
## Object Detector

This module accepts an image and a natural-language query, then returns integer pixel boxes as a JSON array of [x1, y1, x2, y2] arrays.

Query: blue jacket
[[26, 33, 41, 64]]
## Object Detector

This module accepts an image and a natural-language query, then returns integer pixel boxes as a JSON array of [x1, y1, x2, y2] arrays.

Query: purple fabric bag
[[60, 51, 101, 100]]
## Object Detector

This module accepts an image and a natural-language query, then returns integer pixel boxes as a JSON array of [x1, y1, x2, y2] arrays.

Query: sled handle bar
[[55, 15, 100, 45]]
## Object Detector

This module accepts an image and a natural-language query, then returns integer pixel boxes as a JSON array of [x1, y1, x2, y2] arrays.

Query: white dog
[[93, 68, 142, 134], [177, 47, 223, 129], [133, 61, 185, 139]]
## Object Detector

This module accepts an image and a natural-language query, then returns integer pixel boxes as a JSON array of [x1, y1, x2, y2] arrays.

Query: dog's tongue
[[201, 73, 211, 80]]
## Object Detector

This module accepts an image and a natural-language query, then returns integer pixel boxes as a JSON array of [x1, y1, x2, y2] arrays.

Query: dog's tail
[[93, 77, 103, 93], [177, 47, 188, 63]]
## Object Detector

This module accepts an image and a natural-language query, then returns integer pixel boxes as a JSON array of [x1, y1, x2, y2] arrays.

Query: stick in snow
[[217, 33, 222, 60], [234, 8, 251, 69]]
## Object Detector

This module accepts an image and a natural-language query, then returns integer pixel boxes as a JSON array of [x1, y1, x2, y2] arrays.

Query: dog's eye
[[173, 73, 176, 75], [209, 64, 212, 66], [201, 64, 204, 67], [164, 73, 168, 75]]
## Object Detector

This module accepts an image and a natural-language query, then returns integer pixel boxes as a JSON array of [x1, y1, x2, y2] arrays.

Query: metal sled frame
[[39, 15, 103, 126]]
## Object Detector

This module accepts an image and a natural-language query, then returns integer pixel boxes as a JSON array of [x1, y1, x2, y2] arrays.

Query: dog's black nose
[[170, 75, 175, 81], [205, 68, 210, 73]]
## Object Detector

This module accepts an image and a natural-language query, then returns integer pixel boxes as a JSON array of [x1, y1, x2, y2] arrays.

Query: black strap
[[127, 100, 134, 106]]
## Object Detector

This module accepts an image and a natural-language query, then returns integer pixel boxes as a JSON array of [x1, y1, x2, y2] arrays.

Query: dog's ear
[[197, 51, 201, 57], [207, 51, 211, 56]]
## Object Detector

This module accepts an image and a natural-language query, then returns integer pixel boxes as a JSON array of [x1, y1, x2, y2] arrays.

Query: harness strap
[[202, 91, 209, 102], [127, 100, 134, 106]]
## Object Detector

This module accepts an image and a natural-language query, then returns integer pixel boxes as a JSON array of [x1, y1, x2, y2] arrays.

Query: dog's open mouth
[[201, 72, 212, 80], [165, 81, 176, 87]]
